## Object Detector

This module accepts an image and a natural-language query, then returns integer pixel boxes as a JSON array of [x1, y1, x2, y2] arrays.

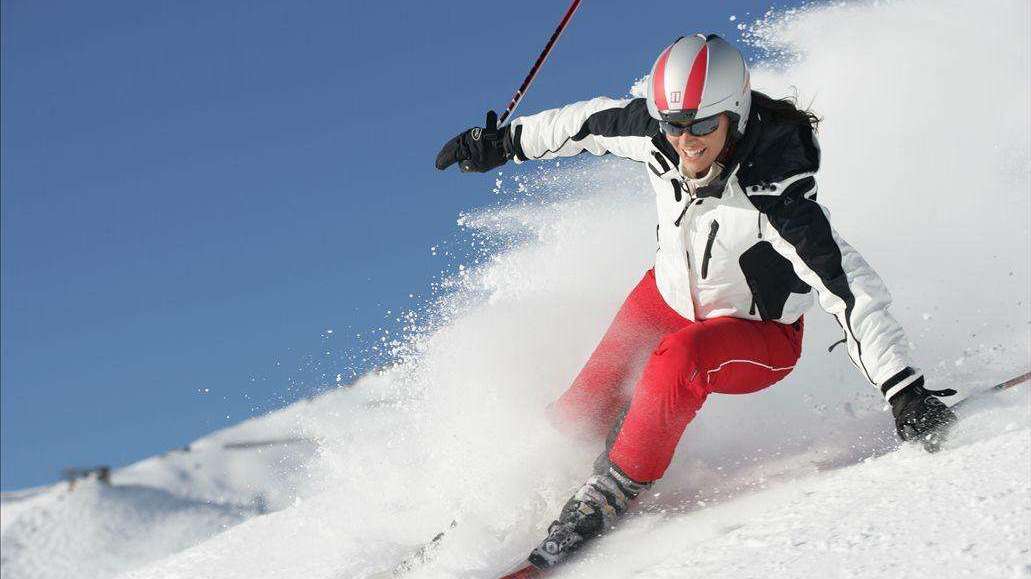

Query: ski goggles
[[658, 114, 721, 137]]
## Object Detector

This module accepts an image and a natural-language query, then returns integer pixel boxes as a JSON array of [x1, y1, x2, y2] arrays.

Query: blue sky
[[1, 0, 794, 490]]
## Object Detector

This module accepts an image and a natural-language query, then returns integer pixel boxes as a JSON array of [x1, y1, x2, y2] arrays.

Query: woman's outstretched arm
[[436, 97, 660, 173]]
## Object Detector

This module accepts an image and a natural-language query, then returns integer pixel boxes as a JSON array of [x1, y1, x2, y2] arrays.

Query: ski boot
[[527, 465, 648, 569]]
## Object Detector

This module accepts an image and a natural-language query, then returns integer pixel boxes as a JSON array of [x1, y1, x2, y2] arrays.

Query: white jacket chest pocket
[[690, 206, 755, 283], [690, 205, 733, 280], [697, 217, 721, 280]]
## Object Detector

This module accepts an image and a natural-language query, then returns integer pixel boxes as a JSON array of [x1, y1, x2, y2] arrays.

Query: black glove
[[890, 379, 958, 452], [435, 110, 514, 173]]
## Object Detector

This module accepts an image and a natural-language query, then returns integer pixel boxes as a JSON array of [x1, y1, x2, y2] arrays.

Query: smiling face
[[664, 113, 731, 178]]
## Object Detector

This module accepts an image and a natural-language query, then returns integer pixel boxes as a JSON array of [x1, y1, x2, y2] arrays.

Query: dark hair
[[752, 90, 821, 131]]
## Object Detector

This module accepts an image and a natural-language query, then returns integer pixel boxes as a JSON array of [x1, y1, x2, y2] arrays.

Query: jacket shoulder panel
[[572, 98, 660, 141], [737, 112, 820, 187]]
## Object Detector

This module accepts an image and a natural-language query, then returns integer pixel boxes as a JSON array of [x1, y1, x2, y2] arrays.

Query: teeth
[[684, 147, 705, 159]]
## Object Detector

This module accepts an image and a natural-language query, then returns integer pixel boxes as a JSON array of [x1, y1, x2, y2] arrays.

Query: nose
[[675, 131, 700, 147]]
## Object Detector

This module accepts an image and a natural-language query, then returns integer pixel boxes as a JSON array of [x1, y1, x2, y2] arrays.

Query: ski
[[369, 519, 457, 578], [497, 560, 545, 579]]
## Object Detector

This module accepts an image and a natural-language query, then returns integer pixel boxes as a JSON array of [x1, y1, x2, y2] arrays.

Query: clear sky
[[2, 0, 796, 490]]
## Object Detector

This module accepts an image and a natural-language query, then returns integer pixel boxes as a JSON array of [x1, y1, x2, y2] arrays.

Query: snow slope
[[1, 483, 256, 579], [0, 388, 336, 579], [5, 0, 1030, 577]]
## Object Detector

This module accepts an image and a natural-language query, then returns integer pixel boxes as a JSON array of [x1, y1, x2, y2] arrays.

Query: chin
[[681, 159, 714, 177]]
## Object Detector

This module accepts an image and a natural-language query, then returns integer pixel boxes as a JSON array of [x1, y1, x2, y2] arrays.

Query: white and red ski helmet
[[646, 34, 751, 137]]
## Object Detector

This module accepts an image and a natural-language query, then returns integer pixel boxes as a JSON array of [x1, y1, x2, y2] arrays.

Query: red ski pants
[[553, 269, 803, 482]]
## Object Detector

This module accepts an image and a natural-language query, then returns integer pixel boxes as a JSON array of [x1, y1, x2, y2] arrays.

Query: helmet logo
[[670, 91, 681, 104], [471, 127, 482, 141]]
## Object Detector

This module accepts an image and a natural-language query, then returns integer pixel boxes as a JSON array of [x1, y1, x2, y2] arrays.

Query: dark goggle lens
[[660, 115, 721, 137]]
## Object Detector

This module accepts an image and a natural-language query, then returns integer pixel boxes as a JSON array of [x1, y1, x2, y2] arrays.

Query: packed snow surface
[[0, 395, 327, 579], [3, 0, 1029, 577]]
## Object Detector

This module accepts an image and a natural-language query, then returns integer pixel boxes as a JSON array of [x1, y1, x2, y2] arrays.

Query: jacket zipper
[[677, 198, 701, 271], [701, 220, 719, 279]]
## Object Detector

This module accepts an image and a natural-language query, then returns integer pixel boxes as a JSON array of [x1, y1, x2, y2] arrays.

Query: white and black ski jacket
[[509, 93, 921, 400]]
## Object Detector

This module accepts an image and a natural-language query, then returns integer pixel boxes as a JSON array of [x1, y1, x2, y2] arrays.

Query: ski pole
[[992, 370, 1030, 391], [952, 370, 1030, 411], [497, 0, 582, 125]]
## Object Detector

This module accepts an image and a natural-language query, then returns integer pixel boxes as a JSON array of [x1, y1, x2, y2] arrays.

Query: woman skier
[[435, 34, 957, 569]]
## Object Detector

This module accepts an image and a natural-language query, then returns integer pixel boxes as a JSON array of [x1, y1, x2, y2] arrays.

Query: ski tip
[[498, 560, 544, 579]]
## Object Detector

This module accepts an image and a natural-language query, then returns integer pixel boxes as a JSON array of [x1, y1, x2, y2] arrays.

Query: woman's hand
[[435, 111, 513, 173], [891, 381, 958, 452]]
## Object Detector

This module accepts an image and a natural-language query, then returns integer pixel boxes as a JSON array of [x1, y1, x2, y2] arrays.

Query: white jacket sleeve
[[760, 172, 922, 399], [509, 97, 658, 164]]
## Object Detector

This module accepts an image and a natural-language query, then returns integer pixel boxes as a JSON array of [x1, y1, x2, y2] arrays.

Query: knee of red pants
[[607, 329, 710, 482], [646, 329, 710, 391]]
